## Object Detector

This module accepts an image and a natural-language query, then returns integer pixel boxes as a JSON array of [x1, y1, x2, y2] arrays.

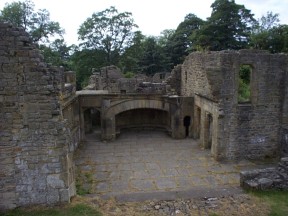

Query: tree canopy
[[192, 0, 255, 51], [165, 13, 204, 65], [0, 0, 64, 43], [78, 6, 138, 65]]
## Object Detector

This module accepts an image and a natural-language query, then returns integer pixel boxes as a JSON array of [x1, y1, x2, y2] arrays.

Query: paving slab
[[75, 129, 276, 201]]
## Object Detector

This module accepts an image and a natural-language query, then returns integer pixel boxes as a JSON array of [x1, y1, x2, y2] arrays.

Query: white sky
[[0, 0, 288, 45]]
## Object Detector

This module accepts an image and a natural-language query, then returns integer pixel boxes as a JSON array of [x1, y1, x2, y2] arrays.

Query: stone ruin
[[180, 50, 288, 160], [0, 23, 79, 209], [1, 22, 288, 210], [84, 65, 173, 94], [240, 157, 288, 190]]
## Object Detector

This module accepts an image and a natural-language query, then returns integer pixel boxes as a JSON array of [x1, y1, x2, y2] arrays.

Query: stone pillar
[[102, 116, 116, 140], [199, 110, 206, 147], [203, 112, 213, 149], [79, 108, 86, 141], [211, 115, 218, 156], [193, 106, 201, 139]]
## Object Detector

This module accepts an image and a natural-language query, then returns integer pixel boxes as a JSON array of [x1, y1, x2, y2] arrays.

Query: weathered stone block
[[47, 174, 65, 189], [46, 189, 60, 204]]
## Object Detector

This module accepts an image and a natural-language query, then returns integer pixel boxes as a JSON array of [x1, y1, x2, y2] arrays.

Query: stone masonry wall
[[166, 65, 182, 95], [281, 69, 288, 156], [182, 50, 288, 160], [0, 23, 77, 210], [240, 157, 288, 190]]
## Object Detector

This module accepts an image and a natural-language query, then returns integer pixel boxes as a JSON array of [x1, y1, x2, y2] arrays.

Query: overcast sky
[[0, 0, 287, 45]]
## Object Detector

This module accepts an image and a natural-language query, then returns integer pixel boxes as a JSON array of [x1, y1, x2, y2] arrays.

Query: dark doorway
[[207, 114, 213, 149], [91, 108, 101, 130], [184, 116, 191, 137], [84, 108, 92, 134]]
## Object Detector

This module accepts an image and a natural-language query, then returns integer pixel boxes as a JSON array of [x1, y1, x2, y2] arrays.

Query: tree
[[158, 29, 175, 47], [78, 6, 138, 65], [256, 11, 280, 32], [138, 37, 167, 76], [166, 14, 204, 65], [192, 0, 255, 51], [0, 0, 64, 43], [39, 39, 73, 68], [250, 12, 288, 53], [71, 48, 107, 89], [263, 25, 288, 53], [119, 31, 145, 73]]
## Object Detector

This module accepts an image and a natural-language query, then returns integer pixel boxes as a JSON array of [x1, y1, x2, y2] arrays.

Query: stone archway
[[115, 108, 170, 135], [102, 99, 170, 140]]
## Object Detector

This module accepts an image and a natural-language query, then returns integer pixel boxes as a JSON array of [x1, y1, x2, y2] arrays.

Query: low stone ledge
[[240, 157, 288, 190]]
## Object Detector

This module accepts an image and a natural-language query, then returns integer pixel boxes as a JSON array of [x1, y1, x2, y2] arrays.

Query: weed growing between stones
[[76, 171, 94, 195]]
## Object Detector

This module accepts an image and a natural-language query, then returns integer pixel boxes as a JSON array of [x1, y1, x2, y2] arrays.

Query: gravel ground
[[75, 192, 270, 216]]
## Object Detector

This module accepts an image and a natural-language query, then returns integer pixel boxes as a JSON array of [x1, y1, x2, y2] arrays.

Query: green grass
[[3, 203, 102, 216], [76, 171, 94, 195], [238, 78, 251, 103], [250, 190, 288, 216]]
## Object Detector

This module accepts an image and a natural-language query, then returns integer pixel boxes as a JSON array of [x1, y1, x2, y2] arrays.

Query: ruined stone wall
[[0, 23, 78, 209], [182, 50, 288, 160], [281, 69, 288, 156], [152, 72, 170, 83], [240, 157, 288, 190], [166, 65, 182, 95], [181, 52, 223, 100]]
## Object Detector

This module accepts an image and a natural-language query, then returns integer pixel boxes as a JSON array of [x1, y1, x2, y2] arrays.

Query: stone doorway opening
[[84, 108, 102, 139], [183, 116, 191, 137]]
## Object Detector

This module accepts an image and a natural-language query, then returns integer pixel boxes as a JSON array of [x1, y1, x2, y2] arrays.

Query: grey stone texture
[[166, 64, 182, 95], [240, 157, 288, 190], [181, 50, 288, 160], [76, 130, 271, 200], [84, 66, 172, 94], [0, 23, 79, 210]]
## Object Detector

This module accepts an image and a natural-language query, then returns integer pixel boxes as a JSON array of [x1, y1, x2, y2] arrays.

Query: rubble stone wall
[[0, 23, 78, 210], [240, 157, 288, 190], [182, 50, 288, 160]]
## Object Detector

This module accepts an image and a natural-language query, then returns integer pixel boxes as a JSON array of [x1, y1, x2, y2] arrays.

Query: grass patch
[[3, 203, 102, 216], [76, 169, 95, 195], [250, 190, 288, 216]]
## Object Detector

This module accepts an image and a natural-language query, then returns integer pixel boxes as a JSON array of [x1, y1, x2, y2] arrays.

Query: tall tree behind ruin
[[0, 0, 69, 69], [78, 6, 138, 65], [165, 14, 204, 65], [191, 0, 255, 51], [250, 12, 288, 53], [0, 0, 64, 44]]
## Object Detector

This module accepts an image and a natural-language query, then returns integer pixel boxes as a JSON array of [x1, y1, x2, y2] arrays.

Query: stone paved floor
[[75, 129, 274, 201]]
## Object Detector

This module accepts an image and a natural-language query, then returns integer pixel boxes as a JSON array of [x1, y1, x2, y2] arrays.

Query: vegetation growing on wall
[[238, 65, 252, 103]]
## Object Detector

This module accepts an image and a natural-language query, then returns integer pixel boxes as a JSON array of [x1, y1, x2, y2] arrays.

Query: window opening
[[238, 64, 252, 103]]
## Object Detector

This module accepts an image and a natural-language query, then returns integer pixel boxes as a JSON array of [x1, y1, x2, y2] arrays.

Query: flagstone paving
[[75, 129, 275, 201]]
